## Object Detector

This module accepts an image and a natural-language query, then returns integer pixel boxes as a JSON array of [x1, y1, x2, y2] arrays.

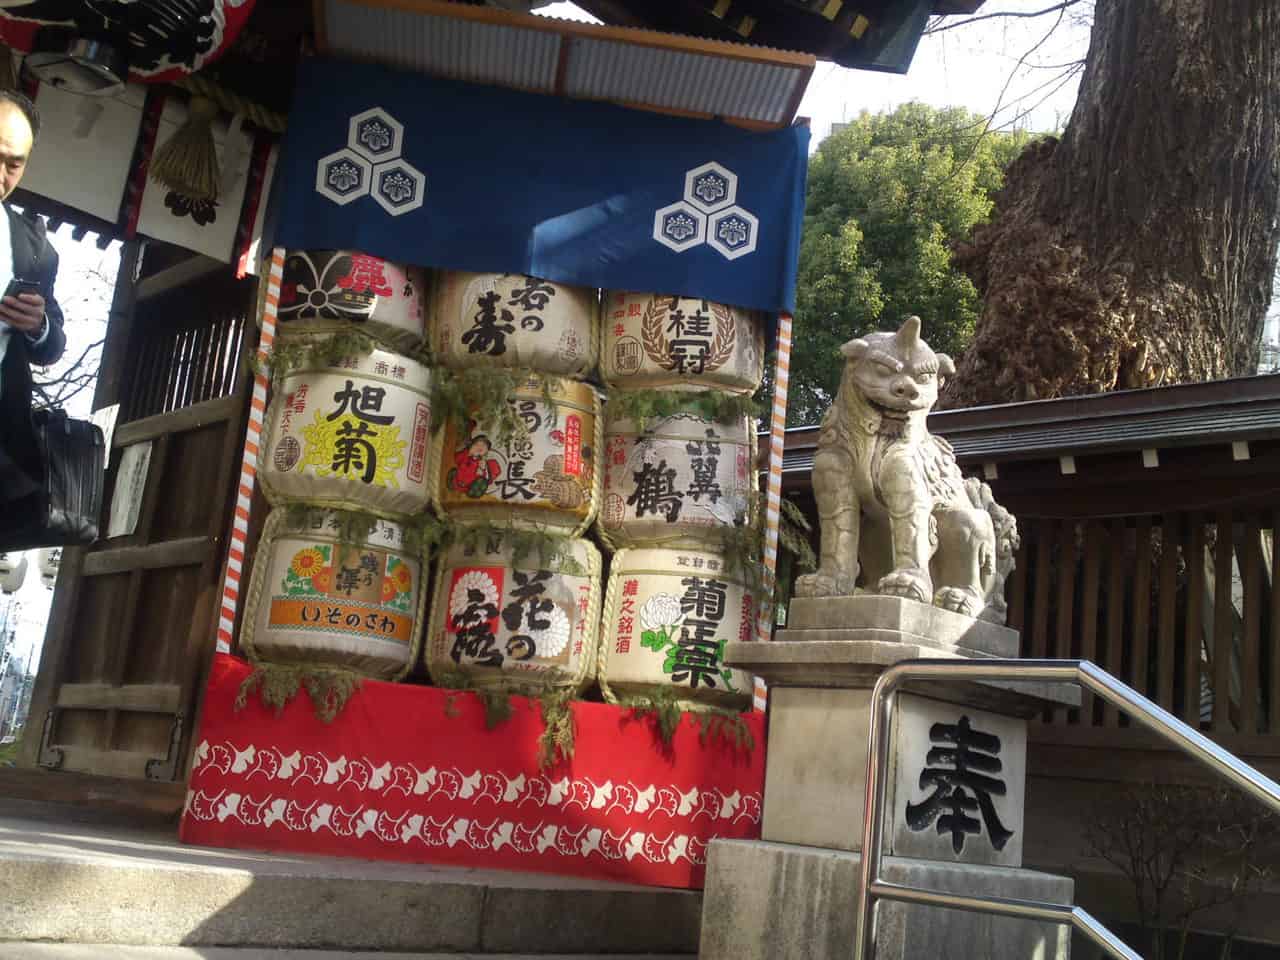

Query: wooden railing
[[1009, 513, 1280, 737]]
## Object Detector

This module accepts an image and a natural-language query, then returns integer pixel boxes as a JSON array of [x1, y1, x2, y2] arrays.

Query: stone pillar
[[698, 595, 1081, 960]]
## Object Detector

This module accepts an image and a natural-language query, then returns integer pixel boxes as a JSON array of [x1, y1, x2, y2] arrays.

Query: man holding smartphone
[[0, 89, 66, 506]]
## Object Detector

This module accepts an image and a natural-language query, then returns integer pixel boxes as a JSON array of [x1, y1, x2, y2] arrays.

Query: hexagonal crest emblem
[[707, 206, 759, 260], [372, 160, 426, 216], [348, 108, 404, 163], [683, 161, 738, 214], [653, 201, 707, 253], [316, 149, 371, 206]]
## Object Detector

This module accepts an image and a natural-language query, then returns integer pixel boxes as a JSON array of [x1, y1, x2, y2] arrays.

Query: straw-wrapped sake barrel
[[278, 250, 427, 352], [425, 533, 601, 693], [598, 546, 754, 710], [600, 292, 764, 394], [431, 271, 597, 376], [599, 406, 755, 548], [241, 510, 424, 680], [262, 340, 432, 517], [432, 374, 601, 536]]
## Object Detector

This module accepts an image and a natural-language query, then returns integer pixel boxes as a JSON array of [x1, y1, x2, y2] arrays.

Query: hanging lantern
[[1, 554, 28, 594], [36, 547, 60, 589], [0, 2, 258, 88]]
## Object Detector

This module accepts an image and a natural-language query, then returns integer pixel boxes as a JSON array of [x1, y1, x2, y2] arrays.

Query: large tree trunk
[[945, 0, 1280, 407]]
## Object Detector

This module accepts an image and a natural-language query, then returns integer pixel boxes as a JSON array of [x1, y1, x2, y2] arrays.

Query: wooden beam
[[112, 395, 242, 448], [55, 684, 182, 714], [82, 537, 215, 577], [134, 255, 226, 304]]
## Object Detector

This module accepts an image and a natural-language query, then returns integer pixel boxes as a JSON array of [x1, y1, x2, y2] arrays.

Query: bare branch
[[923, 0, 1085, 35]]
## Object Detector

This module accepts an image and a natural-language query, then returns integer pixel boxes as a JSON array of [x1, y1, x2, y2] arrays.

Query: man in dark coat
[[0, 90, 67, 506]]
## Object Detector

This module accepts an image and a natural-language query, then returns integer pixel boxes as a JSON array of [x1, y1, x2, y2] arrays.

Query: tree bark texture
[[945, 0, 1280, 407]]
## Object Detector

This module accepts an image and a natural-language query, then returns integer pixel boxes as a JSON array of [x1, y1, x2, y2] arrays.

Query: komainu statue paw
[[934, 585, 984, 618], [794, 570, 858, 598], [876, 568, 932, 604]]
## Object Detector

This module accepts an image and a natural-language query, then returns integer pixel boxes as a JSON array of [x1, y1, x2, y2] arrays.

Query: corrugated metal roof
[[319, 0, 815, 128]]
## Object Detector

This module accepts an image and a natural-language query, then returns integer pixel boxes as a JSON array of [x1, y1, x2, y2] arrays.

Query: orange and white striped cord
[[216, 246, 285, 654], [753, 312, 794, 710]]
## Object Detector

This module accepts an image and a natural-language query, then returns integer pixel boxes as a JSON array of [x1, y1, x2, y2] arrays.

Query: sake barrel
[[241, 510, 424, 680], [600, 405, 756, 549], [598, 546, 754, 711], [262, 341, 432, 517], [425, 533, 601, 693], [278, 250, 427, 352], [600, 292, 764, 394], [431, 374, 602, 536], [431, 271, 597, 376]]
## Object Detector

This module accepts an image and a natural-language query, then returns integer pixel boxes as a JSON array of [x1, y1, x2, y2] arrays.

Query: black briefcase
[[0, 408, 104, 550]]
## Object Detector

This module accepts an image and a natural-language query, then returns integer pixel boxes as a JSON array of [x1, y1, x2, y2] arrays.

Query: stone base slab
[[700, 839, 1072, 960], [785, 595, 1020, 657]]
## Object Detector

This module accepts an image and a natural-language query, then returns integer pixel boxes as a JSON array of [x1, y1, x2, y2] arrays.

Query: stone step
[[0, 948, 692, 960], [0, 800, 700, 954]]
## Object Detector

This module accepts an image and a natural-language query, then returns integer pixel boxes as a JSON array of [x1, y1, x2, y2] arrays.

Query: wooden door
[[18, 248, 258, 797]]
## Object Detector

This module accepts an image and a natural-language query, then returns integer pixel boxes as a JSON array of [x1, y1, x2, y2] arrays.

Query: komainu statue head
[[840, 315, 955, 421]]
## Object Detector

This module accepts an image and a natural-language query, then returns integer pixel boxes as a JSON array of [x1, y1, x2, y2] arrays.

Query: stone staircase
[[0, 799, 699, 956]]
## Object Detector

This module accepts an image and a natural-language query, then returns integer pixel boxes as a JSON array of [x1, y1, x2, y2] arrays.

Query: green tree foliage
[[788, 104, 1031, 425]]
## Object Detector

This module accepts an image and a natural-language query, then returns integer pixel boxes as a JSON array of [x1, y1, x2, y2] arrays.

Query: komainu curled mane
[[794, 316, 1018, 623]]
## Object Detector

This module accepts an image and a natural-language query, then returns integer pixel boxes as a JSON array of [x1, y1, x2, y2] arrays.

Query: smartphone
[[3, 277, 40, 301]]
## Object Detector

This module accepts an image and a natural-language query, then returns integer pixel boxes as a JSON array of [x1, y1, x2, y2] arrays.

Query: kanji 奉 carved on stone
[[793, 317, 1018, 623]]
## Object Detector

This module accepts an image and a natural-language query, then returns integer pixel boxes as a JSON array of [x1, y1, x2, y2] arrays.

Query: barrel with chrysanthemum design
[[424, 532, 601, 694], [261, 340, 432, 518], [597, 546, 754, 710], [240, 509, 425, 680]]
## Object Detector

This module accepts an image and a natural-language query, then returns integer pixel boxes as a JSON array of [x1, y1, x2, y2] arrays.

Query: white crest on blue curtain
[[652, 161, 759, 261], [315, 108, 426, 217]]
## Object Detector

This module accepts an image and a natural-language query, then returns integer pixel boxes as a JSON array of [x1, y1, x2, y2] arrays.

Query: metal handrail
[[852, 658, 1280, 960]]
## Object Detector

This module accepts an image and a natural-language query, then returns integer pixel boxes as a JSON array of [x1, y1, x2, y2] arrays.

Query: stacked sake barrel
[[595, 292, 763, 711], [424, 272, 603, 695], [245, 251, 432, 681]]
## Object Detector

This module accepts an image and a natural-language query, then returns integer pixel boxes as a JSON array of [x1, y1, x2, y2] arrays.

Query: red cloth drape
[[180, 654, 765, 889]]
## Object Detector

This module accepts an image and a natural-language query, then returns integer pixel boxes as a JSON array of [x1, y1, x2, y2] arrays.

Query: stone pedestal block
[[699, 839, 1073, 960], [759, 687, 1027, 864]]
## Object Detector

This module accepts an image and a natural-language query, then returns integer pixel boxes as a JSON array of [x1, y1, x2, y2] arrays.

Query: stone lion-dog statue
[[794, 316, 1018, 624]]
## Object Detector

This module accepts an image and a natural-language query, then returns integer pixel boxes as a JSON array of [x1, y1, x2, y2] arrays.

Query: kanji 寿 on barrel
[[278, 250, 428, 353], [431, 374, 602, 537], [241, 510, 425, 681], [431, 271, 598, 376], [261, 341, 433, 518], [599, 406, 755, 549], [426, 532, 602, 694], [598, 546, 754, 711]]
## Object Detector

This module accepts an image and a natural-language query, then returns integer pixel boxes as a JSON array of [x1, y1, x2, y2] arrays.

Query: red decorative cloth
[[180, 654, 765, 889]]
